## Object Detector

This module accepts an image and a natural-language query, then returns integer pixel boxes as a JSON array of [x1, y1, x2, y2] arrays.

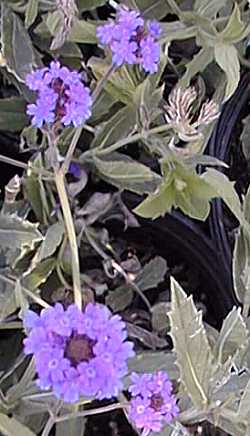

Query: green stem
[[60, 65, 115, 175], [47, 130, 82, 309], [54, 170, 82, 309], [61, 127, 82, 175], [166, 0, 182, 16], [91, 64, 116, 102], [80, 124, 172, 161], [0, 273, 50, 309], [55, 402, 125, 423], [0, 154, 52, 178], [243, 302, 250, 318]]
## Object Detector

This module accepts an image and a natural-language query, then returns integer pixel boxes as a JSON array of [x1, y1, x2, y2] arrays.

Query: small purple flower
[[27, 89, 57, 128], [128, 371, 179, 436], [69, 162, 81, 178], [140, 36, 160, 74], [26, 61, 92, 128], [23, 303, 134, 403], [97, 7, 161, 74], [147, 21, 162, 38]]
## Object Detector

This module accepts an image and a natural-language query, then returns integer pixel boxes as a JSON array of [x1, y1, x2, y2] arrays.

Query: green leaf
[[6, 359, 36, 403], [89, 58, 138, 104], [94, 155, 161, 194], [0, 215, 43, 263], [240, 114, 250, 161], [14, 280, 29, 314], [25, 0, 38, 29], [134, 163, 217, 220], [194, 0, 227, 18], [133, 77, 163, 128], [134, 178, 175, 219], [214, 43, 240, 101], [89, 90, 115, 123], [128, 0, 171, 20], [46, 11, 98, 43], [207, 411, 246, 436], [184, 155, 228, 169], [202, 169, 250, 236], [151, 302, 171, 333], [0, 273, 18, 321], [127, 351, 179, 380], [22, 258, 57, 290], [55, 418, 85, 436], [214, 307, 249, 364], [233, 185, 250, 306], [91, 105, 137, 149], [238, 379, 250, 421], [169, 277, 214, 407], [220, 3, 250, 44], [135, 256, 167, 291], [106, 285, 134, 312], [0, 98, 28, 132], [34, 222, 64, 263], [180, 47, 214, 88], [0, 414, 36, 436], [1, 3, 40, 81], [24, 156, 51, 224], [78, 0, 107, 12], [127, 322, 167, 349], [160, 21, 197, 43]]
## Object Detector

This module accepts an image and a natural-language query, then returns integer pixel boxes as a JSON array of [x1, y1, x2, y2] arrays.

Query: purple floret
[[69, 162, 81, 178], [128, 371, 179, 435], [140, 36, 161, 74], [26, 61, 92, 128], [23, 303, 134, 403], [147, 21, 162, 38], [111, 39, 137, 66], [96, 6, 161, 74], [96, 21, 117, 45]]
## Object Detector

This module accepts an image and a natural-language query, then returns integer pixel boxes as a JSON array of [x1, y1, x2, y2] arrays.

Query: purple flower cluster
[[128, 371, 179, 435], [23, 303, 134, 403], [97, 7, 161, 74], [26, 61, 92, 128]]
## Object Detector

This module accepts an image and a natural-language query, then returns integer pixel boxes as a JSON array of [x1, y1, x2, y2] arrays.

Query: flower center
[[51, 77, 64, 94], [65, 333, 96, 366], [131, 26, 146, 44], [150, 394, 164, 411], [51, 77, 70, 121]]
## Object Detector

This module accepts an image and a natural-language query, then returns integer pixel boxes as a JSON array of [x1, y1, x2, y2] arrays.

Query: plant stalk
[[54, 169, 82, 309], [80, 124, 172, 161], [47, 130, 82, 309]]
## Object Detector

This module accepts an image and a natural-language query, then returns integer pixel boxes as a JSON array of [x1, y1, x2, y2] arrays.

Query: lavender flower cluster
[[26, 61, 92, 128], [23, 303, 134, 403], [97, 7, 161, 74], [129, 371, 179, 435]]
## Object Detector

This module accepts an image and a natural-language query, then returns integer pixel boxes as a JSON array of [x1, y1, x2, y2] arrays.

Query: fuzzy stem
[[91, 64, 116, 102], [60, 65, 115, 175], [55, 402, 126, 423], [61, 127, 82, 175], [54, 170, 82, 309], [47, 131, 82, 309], [80, 124, 172, 161]]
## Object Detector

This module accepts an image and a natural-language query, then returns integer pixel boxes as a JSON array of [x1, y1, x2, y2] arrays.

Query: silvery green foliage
[[0, 0, 250, 435]]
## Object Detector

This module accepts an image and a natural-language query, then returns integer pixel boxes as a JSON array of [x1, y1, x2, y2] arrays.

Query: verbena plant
[[0, 0, 250, 435]]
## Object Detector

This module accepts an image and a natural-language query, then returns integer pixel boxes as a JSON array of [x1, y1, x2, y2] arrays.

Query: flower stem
[[80, 124, 172, 161], [55, 402, 126, 423], [60, 65, 115, 175], [54, 169, 82, 309], [61, 127, 82, 175], [91, 64, 116, 103], [47, 130, 82, 309]]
